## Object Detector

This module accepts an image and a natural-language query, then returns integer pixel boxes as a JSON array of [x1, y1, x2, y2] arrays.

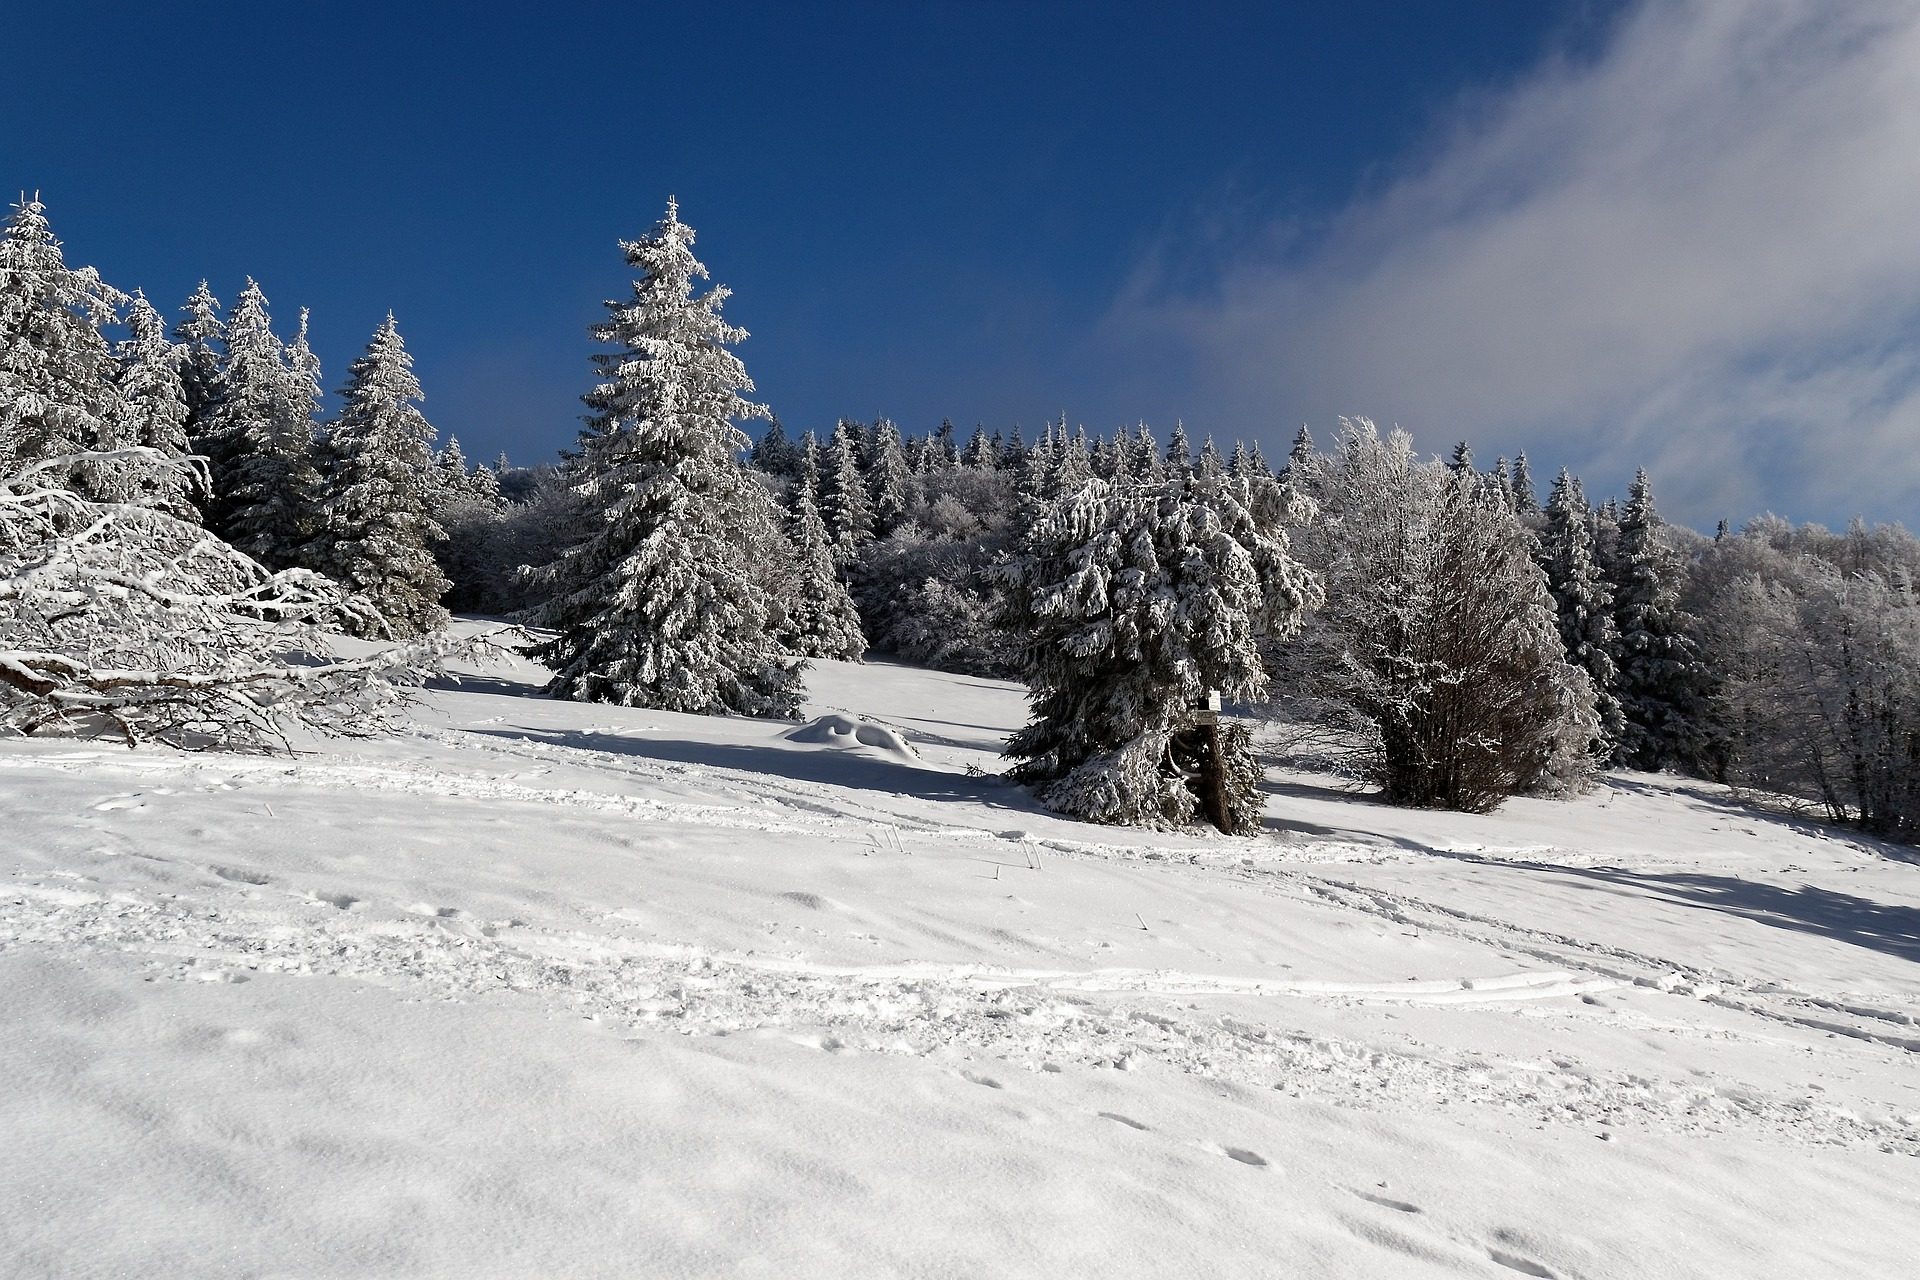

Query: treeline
[[5, 191, 1915, 839]]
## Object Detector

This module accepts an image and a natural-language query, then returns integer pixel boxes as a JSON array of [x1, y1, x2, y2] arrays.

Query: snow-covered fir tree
[[1609, 469, 1709, 770], [1447, 440, 1474, 473], [174, 280, 225, 440], [866, 417, 913, 537], [820, 417, 875, 561], [1510, 451, 1539, 515], [112, 291, 199, 516], [778, 481, 866, 660], [1131, 422, 1164, 481], [749, 417, 799, 477], [309, 314, 451, 639], [998, 424, 1026, 471], [960, 423, 994, 470], [0, 195, 126, 493], [1001, 468, 1321, 830], [1193, 434, 1223, 479], [524, 199, 801, 716], [208, 280, 324, 567], [1542, 469, 1624, 750], [1164, 422, 1192, 476]]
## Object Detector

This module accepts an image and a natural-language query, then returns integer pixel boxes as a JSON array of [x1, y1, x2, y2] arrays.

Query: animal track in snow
[[212, 866, 272, 886], [1351, 1190, 1422, 1214], [1097, 1112, 1150, 1131]]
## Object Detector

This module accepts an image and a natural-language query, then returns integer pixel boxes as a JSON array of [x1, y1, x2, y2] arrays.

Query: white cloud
[[1104, 0, 1920, 526]]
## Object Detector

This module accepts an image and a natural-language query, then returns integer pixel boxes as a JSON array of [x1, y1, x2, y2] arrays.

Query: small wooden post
[[1177, 689, 1233, 835]]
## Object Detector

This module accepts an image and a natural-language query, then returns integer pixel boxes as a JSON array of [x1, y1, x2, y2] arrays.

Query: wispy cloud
[[1104, 0, 1920, 526]]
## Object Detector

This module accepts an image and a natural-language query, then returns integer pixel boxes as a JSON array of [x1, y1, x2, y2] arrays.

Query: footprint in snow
[[90, 794, 147, 812], [1351, 1189, 1422, 1214], [1221, 1146, 1269, 1168], [1488, 1250, 1556, 1277], [1097, 1112, 1150, 1131], [960, 1070, 1003, 1090], [212, 866, 272, 886], [315, 892, 360, 911]]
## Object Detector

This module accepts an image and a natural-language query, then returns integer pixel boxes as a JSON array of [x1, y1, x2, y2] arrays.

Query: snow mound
[[784, 712, 918, 760]]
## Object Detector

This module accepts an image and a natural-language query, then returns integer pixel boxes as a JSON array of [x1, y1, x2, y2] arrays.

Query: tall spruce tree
[[113, 291, 199, 516], [1543, 469, 1624, 750], [820, 417, 875, 561], [174, 280, 225, 447], [1511, 451, 1539, 515], [210, 280, 323, 566], [525, 200, 801, 715], [1165, 421, 1192, 476], [309, 315, 451, 638], [866, 417, 913, 536], [1609, 469, 1709, 769], [778, 482, 867, 660], [0, 195, 125, 487]]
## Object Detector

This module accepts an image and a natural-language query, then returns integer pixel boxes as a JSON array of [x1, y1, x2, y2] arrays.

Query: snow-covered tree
[[960, 423, 995, 471], [820, 417, 875, 561], [1130, 422, 1164, 481], [309, 315, 451, 638], [866, 417, 913, 537], [1608, 469, 1709, 769], [1196, 434, 1225, 479], [524, 199, 801, 716], [208, 280, 323, 567], [1542, 469, 1625, 751], [1164, 422, 1192, 476], [1, 447, 448, 750], [1001, 468, 1321, 830], [1447, 440, 1474, 473], [0, 195, 126, 494], [1511, 451, 1539, 516], [749, 417, 800, 478], [1270, 421, 1599, 811], [174, 280, 225, 444], [112, 291, 199, 516], [778, 481, 866, 660]]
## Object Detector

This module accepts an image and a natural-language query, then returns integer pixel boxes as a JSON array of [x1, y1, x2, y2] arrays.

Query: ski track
[[7, 733, 1919, 1159]]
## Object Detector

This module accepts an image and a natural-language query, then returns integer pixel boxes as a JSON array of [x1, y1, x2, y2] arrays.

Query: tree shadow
[[1601, 776, 1920, 865], [1257, 775, 1437, 852], [1434, 852, 1920, 965], [465, 725, 1047, 817]]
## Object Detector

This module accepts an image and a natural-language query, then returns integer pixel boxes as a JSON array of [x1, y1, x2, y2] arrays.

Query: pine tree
[[308, 315, 450, 637], [934, 418, 959, 469], [750, 417, 799, 477], [1490, 456, 1514, 507], [0, 195, 126, 489], [1002, 468, 1321, 830], [1246, 440, 1271, 477], [1196, 434, 1225, 479], [1164, 421, 1192, 476], [174, 280, 225, 445], [866, 417, 913, 536], [820, 417, 875, 560], [999, 423, 1027, 471], [960, 422, 994, 470], [1543, 469, 1624, 750], [1447, 440, 1475, 473], [525, 200, 801, 716], [1131, 422, 1164, 481], [207, 280, 323, 566], [1227, 440, 1250, 476], [1285, 425, 1314, 474], [778, 482, 866, 659], [113, 290, 199, 515], [1609, 469, 1709, 769], [1511, 451, 1539, 515]]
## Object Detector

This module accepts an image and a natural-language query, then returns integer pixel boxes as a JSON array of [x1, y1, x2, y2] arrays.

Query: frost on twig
[[0, 450, 475, 751]]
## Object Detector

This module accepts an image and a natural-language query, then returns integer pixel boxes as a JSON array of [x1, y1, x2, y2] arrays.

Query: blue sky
[[7, 1, 1917, 529]]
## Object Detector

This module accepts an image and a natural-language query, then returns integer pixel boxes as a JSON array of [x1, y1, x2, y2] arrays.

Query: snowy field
[[4, 631, 1919, 1278]]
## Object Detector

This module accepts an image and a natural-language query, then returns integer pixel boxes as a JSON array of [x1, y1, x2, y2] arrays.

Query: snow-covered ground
[[4, 633, 1918, 1278]]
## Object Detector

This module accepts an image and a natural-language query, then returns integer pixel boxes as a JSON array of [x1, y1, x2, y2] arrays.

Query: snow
[[3, 628, 1919, 1277]]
